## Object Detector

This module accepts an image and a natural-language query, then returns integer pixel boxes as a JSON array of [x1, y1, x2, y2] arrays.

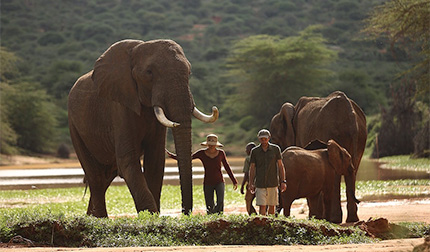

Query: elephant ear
[[270, 102, 295, 150], [328, 139, 351, 176], [304, 139, 327, 150], [92, 39, 144, 115]]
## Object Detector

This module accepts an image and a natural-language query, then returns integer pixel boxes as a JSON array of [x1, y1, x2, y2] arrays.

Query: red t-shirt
[[193, 149, 238, 186]]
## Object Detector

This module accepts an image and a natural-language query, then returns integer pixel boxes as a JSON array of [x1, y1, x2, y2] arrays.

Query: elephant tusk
[[192, 106, 219, 123], [154, 106, 180, 128]]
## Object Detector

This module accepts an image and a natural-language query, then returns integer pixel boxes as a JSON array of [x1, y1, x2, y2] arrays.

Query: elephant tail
[[82, 176, 88, 201], [347, 185, 361, 204], [353, 194, 361, 204]]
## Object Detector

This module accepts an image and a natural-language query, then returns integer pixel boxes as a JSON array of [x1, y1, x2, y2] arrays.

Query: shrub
[[57, 143, 70, 159]]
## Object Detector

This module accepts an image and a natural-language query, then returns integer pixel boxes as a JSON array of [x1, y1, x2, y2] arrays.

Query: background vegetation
[[0, 0, 428, 157], [1, 177, 429, 247]]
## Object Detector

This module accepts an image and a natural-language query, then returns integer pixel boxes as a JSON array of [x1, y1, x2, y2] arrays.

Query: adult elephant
[[68, 39, 218, 217], [270, 91, 367, 223]]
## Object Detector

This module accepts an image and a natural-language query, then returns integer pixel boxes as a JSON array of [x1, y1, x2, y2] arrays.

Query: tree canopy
[[363, 0, 430, 157], [226, 26, 337, 126], [1, 0, 425, 155], [363, 0, 430, 100]]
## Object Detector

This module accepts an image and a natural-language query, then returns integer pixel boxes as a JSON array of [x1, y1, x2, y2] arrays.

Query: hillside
[[0, 0, 421, 155]]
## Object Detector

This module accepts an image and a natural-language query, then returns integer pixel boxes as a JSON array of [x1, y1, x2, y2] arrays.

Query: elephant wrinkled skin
[[270, 91, 367, 223], [68, 39, 218, 217], [281, 140, 360, 222]]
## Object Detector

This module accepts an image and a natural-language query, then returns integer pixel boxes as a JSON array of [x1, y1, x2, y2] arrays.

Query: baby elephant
[[280, 139, 359, 222]]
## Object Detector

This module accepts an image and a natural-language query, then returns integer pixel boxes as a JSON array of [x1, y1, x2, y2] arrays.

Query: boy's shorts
[[255, 187, 278, 206]]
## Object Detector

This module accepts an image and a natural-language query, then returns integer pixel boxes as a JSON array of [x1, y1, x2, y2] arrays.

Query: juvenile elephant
[[270, 91, 366, 223], [281, 140, 360, 221], [68, 39, 218, 217]]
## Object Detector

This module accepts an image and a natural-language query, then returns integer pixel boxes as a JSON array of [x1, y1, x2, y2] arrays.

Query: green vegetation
[[1, 211, 376, 247], [0, 162, 429, 247], [1, 178, 428, 217], [379, 155, 430, 172], [355, 180, 430, 200], [1, 181, 429, 247], [1, 0, 428, 157]]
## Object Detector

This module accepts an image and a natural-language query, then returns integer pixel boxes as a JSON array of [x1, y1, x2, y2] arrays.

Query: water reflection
[[356, 159, 430, 181]]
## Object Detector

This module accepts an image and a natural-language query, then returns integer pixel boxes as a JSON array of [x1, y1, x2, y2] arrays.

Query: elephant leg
[[86, 168, 116, 217], [70, 125, 113, 217], [142, 126, 166, 212], [120, 159, 158, 213], [346, 174, 359, 223], [276, 188, 283, 216], [283, 198, 294, 217], [330, 175, 343, 223], [307, 193, 322, 219], [282, 192, 295, 217], [322, 191, 332, 222]]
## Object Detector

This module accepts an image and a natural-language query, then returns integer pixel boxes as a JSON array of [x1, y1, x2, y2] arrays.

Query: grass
[[378, 155, 430, 172], [0, 155, 429, 247], [0, 184, 253, 217], [1, 179, 429, 217], [0, 210, 376, 247]]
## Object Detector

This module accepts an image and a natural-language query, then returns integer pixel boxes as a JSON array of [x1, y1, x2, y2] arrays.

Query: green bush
[[0, 211, 375, 247]]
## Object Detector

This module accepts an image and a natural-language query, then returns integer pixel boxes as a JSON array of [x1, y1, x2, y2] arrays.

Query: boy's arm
[[249, 163, 256, 193]]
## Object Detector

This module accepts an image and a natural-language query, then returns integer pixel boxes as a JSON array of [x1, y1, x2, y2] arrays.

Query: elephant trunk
[[171, 125, 193, 214]]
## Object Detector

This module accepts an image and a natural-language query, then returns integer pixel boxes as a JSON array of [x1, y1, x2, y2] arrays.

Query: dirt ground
[[1, 155, 429, 251], [1, 238, 428, 252]]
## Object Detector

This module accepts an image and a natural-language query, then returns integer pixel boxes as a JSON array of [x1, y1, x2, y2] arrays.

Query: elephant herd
[[270, 92, 367, 223], [68, 39, 366, 223]]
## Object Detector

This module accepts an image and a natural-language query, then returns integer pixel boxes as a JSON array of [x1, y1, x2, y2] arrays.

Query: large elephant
[[270, 91, 367, 223], [68, 39, 218, 217], [281, 139, 360, 221]]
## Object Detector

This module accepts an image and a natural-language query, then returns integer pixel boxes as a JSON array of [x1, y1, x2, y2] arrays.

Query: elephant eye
[[146, 70, 152, 76]]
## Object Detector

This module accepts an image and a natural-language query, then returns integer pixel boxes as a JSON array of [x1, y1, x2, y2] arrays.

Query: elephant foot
[[346, 214, 359, 223], [330, 215, 342, 224]]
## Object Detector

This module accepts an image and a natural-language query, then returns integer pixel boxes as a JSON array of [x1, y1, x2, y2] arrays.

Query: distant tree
[[226, 26, 337, 126], [363, 0, 430, 99], [0, 48, 19, 154], [2, 82, 58, 154], [0, 83, 18, 154], [363, 0, 430, 157], [372, 82, 418, 158], [0, 47, 19, 81]]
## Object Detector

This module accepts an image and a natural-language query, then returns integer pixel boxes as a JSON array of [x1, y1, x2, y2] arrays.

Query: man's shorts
[[255, 187, 278, 206]]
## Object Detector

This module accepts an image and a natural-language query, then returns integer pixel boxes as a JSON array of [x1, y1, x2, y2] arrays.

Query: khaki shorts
[[255, 187, 278, 206]]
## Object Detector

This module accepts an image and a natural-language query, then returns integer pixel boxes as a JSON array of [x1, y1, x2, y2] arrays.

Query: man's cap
[[257, 129, 271, 139]]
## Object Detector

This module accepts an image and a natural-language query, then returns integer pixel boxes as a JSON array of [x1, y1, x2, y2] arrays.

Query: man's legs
[[259, 205, 267, 215], [256, 187, 278, 216], [267, 205, 276, 215]]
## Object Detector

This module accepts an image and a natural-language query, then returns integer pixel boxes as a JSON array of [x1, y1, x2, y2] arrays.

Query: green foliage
[[378, 155, 430, 172], [355, 179, 430, 200], [226, 26, 337, 126], [1, 82, 58, 153], [0, 47, 20, 81], [0, 0, 423, 155], [0, 84, 18, 154], [363, 0, 430, 99], [0, 210, 375, 247]]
